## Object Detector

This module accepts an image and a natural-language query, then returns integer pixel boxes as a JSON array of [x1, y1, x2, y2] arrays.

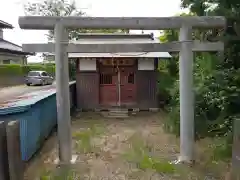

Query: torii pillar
[[178, 25, 194, 163], [54, 23, 73, 163]]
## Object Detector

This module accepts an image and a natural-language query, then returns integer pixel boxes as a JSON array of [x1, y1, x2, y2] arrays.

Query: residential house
[[0, 20, 33, 65]]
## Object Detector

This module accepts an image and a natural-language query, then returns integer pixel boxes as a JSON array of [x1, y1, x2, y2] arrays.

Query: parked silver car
[[25, 71, 54, 86]]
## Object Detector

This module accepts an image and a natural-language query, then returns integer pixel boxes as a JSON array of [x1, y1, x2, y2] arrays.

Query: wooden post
[[178, 25, 195, 163], [117, 67, 121, 107], [54, 23, 72, 164], [6, 120, 23, 180], [0, 121, 9, 180]]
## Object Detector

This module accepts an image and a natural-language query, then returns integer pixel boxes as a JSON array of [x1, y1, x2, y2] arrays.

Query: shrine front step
[[101, 108, 129, 118]]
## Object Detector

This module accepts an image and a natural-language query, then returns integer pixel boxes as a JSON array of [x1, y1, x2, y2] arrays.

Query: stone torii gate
[[18, 16, 226, 164]]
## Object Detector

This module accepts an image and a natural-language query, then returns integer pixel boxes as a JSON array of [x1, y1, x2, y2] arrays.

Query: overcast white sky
[[0, 0, 186, 62]]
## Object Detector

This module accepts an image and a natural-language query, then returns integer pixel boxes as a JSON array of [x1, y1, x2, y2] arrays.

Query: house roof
[[0, 39, 34, 56], [0, 20, 13, 29], [0, 20, 33, 56], [48, 33, 171, 58]]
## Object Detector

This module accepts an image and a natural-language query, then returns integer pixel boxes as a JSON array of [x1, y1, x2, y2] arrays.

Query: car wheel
[[26, 83, 31, 86]]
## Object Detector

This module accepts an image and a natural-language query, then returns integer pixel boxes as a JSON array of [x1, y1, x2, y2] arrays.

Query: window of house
[[100, 74, 112, 84], [3, 60, 10, 64], [128, 73, 134, 84]]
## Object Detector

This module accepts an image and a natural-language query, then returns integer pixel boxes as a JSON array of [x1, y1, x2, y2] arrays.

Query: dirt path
[[24, 112, 230, 180], [0, 83, 56, 102]]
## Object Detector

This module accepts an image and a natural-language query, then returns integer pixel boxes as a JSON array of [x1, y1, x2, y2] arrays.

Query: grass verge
[[72, 124, 105, 154], [123, 133, 177, 175]]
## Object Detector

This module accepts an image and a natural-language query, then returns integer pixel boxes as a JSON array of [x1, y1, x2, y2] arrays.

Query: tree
[[158, 13, 195, 76], [160, 0, 240, 159], [24, 0, 129, 40], [24, 0, 130, 80], [24, 0, 84, 40]]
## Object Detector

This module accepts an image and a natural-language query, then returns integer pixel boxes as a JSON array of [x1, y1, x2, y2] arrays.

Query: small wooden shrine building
[[68, 33, 171, 110]]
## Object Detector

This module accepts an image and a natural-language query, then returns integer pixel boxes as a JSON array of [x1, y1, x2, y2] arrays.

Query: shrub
[[0, 64, 23, 76], [0, 60, 77, 80], [0, 64, 55, 76], [159, 53, 239, 160]]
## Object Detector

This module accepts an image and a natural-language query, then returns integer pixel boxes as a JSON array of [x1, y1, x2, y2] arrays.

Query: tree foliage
[[24, 0, 129, 40], [159, 2, 240, 160], [23, 0, 129, 78], [159, 12, 194, 43]]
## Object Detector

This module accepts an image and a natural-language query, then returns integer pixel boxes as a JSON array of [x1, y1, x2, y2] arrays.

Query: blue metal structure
[[0, 82, 76, 161]]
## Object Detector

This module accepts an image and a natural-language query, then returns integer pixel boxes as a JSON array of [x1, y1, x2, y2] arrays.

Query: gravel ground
[[24, 112, 230, 180]]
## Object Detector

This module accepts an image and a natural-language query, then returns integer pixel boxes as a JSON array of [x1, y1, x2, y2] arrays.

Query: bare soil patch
[[24, 112, 230, 180]]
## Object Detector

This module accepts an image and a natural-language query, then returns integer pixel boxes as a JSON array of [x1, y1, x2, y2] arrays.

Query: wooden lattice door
[[99, 58, 136, 106]]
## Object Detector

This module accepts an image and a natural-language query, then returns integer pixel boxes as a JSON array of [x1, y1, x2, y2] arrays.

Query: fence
[[0, 76, 26, 88], [0, 81, 76, 162]]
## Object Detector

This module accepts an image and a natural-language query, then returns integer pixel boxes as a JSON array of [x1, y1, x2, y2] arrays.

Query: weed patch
[[72, 124, 105, 153], [39, 166, 80, 180], [123, 133, 177, 174]]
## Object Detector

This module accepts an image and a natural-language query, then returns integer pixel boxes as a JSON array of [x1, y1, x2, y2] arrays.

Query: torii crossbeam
[[23, 41, 223, 53], [18, 16, 226, 165]]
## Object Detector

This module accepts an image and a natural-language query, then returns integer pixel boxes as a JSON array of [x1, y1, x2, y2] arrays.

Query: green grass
[[123, 133, 177, 174], [72, 124, 105, 153], [210, 138, 232, 162], [38, 123, 105, 179], [39, 166, 80, 180]]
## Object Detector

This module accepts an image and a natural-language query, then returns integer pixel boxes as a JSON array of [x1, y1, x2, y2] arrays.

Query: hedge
[[0, 64, 55, 76], [0, 63, 76, 80]]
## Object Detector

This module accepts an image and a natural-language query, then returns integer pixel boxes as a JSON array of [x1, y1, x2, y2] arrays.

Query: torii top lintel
[[18, 16, 226, 30]]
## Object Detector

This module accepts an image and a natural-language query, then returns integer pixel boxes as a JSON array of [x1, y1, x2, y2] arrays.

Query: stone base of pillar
[[53, 155, 78, 165], [170, 157, 195, 167]]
